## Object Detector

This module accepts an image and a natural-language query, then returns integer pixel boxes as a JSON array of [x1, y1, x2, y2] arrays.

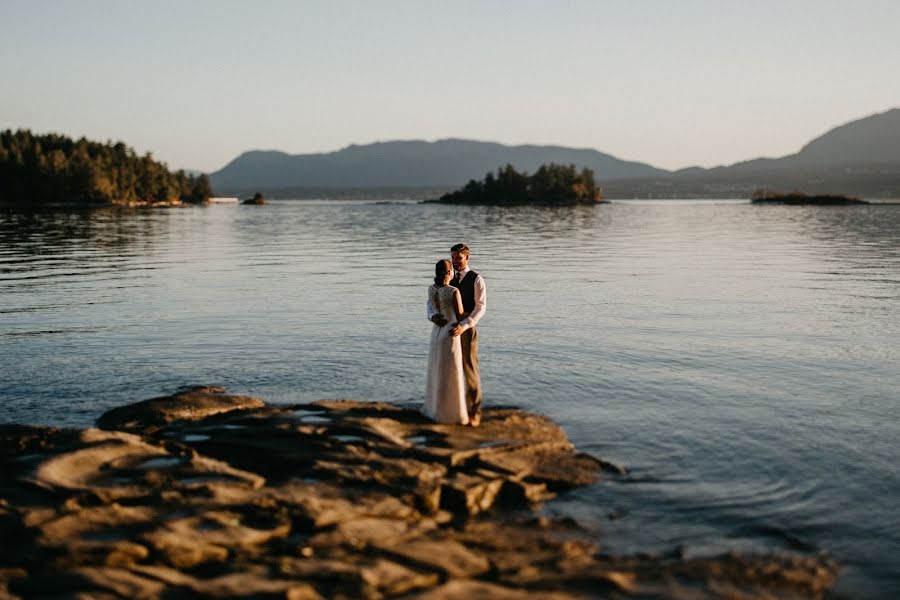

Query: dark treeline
[[0, 130, 212, 205], [436, 163, 604, 205], [750, 189, 868, 205]]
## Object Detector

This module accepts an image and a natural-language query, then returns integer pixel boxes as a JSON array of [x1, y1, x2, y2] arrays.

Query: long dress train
[[423, 285, 469, 424]]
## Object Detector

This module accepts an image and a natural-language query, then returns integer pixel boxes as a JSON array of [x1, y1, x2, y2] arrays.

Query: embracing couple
[[424, 243, 486, 427]]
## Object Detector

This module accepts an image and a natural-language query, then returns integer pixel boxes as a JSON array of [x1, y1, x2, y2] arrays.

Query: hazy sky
[[2, 1, 898, 173]]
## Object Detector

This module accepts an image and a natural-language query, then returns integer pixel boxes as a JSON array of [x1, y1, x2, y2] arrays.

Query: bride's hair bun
[[434, 259, 452, 286]]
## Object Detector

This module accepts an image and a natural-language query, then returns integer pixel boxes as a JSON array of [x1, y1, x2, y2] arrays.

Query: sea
[[1, 199, 898, 597]]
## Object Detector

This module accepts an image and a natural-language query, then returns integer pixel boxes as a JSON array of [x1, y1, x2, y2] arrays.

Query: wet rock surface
[[0, 386, 837, 598]]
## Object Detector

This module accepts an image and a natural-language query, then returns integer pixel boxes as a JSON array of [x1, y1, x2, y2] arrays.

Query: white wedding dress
[[423, 285, 469, 424]]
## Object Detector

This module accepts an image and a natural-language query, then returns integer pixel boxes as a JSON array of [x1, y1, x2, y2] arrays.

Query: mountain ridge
[[210, 108, 900, 198], [210, 138, 667, 191]]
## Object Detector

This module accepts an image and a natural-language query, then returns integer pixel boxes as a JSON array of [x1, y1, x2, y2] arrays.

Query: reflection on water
[[2, 200, 899, 596]]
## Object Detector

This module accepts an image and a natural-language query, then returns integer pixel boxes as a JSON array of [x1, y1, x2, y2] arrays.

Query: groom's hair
[[450, 243, 469, 256]]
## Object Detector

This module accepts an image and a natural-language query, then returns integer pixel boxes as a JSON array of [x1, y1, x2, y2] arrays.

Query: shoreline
[[0, 386, 837, 598]]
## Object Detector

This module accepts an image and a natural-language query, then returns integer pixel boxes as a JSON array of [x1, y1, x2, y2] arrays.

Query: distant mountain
[[789, 107, 900, 166], [210, 108, 900, 199], [209, 139, 667, 193], [693, 108, 900, 175], [608, 108, 900, 198]]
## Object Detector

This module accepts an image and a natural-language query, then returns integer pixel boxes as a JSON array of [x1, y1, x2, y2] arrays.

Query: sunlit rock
[[0, 387, 838, 599], [96, 385, 265, 432]]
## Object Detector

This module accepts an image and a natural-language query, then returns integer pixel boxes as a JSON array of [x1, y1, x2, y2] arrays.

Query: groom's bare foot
[[470, 414, 481, 427]]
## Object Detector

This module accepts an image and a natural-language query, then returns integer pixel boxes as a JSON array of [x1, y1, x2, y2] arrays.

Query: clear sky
[[2, 0, 898, 173]]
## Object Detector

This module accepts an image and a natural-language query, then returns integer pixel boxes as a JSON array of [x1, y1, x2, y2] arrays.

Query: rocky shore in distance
[[0, 386, 837, 599], [751, 190, 868, 205], [242, 192, 267, 205]]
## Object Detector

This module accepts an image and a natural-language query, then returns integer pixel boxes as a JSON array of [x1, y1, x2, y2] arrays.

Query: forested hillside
[[0, 130, 212, 206]]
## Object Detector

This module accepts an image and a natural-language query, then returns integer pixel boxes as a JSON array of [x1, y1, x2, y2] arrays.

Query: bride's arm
[[453, 289, 465, 319], [448, 289, 467, 337]]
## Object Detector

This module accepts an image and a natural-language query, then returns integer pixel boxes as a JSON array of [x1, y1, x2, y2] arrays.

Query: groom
[[435, 243, 486, 426]]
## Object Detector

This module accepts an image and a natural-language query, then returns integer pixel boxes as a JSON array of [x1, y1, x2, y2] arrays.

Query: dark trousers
[[460, 327, 482, 418]]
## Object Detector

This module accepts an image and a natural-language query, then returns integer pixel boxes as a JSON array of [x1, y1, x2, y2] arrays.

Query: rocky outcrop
[[95, 385, 265, 432], [242, 192, 266, 205], [0, 386, 837, 598]]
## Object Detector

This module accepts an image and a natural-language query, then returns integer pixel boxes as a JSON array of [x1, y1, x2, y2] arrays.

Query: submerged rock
[[0, 387, 838, 598]]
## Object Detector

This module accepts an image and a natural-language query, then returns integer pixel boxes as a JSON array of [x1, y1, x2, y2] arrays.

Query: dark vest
[[451, 270, 478, 313]]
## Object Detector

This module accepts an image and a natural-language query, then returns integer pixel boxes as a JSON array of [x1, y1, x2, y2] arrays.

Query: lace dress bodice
[[429, 285, 459, 323]]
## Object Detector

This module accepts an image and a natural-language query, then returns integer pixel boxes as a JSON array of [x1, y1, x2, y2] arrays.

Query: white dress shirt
[[425, 267, 486, 332]]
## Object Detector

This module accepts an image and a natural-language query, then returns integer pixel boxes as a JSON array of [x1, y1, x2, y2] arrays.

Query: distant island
[[0, 130, 213, 207], [432, 163, 604, 205], [751, 189, 868, 205], [242, 192, 266, 205]]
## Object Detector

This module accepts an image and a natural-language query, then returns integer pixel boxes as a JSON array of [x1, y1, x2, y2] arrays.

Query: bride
[[423, 259, 469, 425]]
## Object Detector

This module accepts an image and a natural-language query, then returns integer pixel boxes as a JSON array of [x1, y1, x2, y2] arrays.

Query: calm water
[[2, 199, 899, 596]]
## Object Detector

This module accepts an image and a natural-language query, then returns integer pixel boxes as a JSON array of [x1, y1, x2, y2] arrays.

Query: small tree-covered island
[[433, 163, 605, 205], [0, 130, 212, 207]]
